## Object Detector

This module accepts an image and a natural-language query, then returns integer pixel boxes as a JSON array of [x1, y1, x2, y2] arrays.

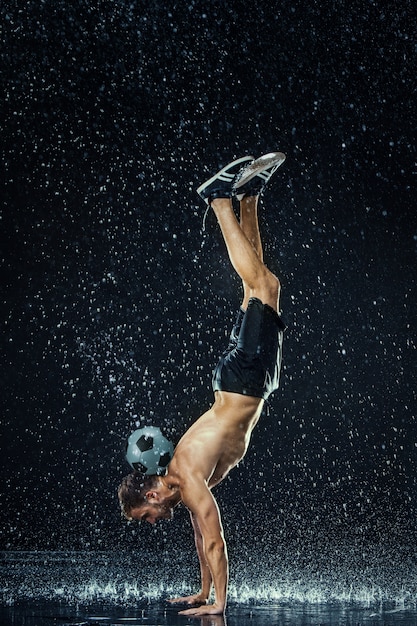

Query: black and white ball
[[126, 426, 174, 475]]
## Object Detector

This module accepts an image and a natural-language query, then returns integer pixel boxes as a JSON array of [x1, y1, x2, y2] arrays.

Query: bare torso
[[167, 390, 264, 490]]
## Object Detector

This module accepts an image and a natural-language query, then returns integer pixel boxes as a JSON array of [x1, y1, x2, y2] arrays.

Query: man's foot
[[233, 152, 286, 200], [197, 155, 254, 205]]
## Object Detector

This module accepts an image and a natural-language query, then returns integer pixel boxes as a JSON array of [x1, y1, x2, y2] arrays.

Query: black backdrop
[[1, 0, 416, 564]]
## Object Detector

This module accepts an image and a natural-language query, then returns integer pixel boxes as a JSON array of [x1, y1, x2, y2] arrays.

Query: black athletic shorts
[[212, 297, 286, 400]]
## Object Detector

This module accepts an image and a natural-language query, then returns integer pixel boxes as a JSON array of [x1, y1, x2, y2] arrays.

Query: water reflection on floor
[[1, 602, 417, 626]]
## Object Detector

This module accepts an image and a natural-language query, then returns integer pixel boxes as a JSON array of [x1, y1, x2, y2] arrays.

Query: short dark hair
[[118, 472, 158, 519]]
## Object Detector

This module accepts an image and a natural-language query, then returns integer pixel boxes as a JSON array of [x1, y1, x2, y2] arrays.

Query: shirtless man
[[118, 152, 287, 616]]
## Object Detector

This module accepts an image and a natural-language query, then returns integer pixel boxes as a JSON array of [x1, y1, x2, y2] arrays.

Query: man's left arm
[[179, 479, 229, 615]]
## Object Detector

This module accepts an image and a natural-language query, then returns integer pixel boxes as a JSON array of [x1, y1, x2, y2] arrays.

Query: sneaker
[[197, 155, 254, 205], [233, 152, 286, 200]]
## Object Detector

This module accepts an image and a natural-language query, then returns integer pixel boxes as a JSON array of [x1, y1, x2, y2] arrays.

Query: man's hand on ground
[[178, 603, 224, 616], [167, 593, 208, 607]]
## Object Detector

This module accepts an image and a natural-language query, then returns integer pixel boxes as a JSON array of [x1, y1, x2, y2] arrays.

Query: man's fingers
[[167, 595, 206, 606]]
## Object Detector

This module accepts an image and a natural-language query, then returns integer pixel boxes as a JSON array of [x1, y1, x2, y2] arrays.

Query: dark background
[[1, 0, 416, 571]]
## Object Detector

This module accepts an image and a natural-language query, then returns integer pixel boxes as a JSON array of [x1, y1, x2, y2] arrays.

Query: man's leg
[[211, 197, 280, 312], [239, 195, 263, 262], [238, 195, 274, 310]]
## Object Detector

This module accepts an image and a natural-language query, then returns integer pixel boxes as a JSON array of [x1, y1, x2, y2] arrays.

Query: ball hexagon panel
[[137, 435, 153, 452]]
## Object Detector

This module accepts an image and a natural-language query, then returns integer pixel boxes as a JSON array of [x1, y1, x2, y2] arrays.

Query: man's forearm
[[194, 525, 213, 599], [204, 540, 229, 611]]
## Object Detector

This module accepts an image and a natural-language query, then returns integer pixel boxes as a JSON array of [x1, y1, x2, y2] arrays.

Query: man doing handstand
[[118, 152, 287, 615]]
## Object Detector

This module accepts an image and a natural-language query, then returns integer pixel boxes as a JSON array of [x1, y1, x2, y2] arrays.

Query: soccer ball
[[126, 426, 174, 475]]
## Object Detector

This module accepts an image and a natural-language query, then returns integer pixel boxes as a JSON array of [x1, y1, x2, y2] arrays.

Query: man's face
[[129, 502, 174, 525]]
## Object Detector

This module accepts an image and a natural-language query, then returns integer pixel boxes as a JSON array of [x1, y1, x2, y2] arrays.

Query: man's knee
[[251, 270, 280, 308], [264, 271, 280, 300]]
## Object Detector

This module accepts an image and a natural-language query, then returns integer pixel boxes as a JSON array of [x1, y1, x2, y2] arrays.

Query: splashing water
[[2, 550, 416, 608], [1, 551, 417, 626]]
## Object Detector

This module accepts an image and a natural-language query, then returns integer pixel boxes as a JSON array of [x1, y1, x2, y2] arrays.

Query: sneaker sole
[[196, 155, 254, 197], [234, 152, 286, 189]]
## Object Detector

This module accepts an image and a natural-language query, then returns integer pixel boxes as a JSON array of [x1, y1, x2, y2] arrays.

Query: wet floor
[[1, 601, 417, 626]]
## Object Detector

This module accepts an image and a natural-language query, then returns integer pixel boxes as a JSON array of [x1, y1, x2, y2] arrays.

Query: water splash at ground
[[1, 550, 416, 611]]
